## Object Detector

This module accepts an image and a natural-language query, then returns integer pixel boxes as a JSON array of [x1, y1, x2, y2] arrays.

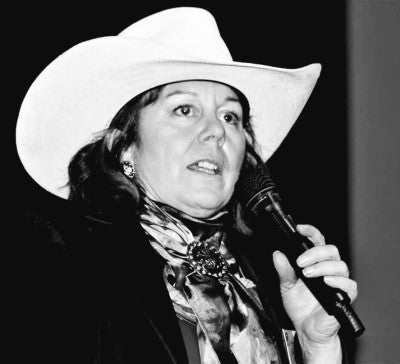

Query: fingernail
[[303, 267, 315, 277], [272, 251, 281, 259], [324, 276, 336, 283], [297, 256, 309, 267]]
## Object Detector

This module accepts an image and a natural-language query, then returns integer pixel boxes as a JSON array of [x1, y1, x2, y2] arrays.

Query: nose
[[199, 115, 225, 147]]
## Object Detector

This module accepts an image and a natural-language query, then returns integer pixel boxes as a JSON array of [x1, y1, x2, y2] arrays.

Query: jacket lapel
[[84, 212, 189, 363]]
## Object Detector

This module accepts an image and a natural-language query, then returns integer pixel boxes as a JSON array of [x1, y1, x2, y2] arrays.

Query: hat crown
[[118, 7, 232, 62]]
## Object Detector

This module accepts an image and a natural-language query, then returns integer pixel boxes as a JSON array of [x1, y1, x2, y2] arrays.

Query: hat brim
[[16, 36, 321, 199]]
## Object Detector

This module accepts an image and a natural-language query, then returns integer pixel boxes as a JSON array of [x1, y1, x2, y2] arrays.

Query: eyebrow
[[165, 90, 241, 103], [225, 96, 240, 103], [165, 90, 198, 98]]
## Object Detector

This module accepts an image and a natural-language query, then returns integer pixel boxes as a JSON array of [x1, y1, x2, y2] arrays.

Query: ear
[[106, 129, 124, 152], [105, 129, 137, 163]]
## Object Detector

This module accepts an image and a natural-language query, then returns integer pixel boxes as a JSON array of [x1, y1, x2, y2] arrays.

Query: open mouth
[[187, 160, 221, 175]]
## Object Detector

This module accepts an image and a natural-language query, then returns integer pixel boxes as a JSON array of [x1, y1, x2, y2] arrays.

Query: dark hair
[[68, 82, 262, 233]]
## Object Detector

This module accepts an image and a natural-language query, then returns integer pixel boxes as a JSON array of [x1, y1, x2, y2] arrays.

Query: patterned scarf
[[139, 196, 282, 364]]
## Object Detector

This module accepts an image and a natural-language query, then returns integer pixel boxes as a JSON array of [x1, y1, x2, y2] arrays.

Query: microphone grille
[[236, 164, 276, 205]]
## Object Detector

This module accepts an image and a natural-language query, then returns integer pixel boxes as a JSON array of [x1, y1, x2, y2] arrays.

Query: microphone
[[237, 162, 365, 338]]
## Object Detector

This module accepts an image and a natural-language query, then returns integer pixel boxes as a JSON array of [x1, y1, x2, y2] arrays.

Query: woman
[[14, 7, 357, 364]]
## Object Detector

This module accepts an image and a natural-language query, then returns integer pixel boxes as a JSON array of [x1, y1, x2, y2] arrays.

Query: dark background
[[7, 0, 354, 360]]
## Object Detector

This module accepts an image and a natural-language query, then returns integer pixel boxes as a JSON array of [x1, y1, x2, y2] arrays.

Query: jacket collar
[[83, 209, 189, 363]]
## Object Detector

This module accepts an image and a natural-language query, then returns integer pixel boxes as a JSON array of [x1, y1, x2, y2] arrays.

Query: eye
[[220, 111, 242, 126], [173, 104, 197, 117]]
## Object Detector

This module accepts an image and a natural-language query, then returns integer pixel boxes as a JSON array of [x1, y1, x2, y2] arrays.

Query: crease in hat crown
[[15, 6, 321, 200], [118, 7, 232, 62]]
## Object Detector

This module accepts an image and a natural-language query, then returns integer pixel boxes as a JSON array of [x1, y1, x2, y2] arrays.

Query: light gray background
[[349, 1, 400, 363]]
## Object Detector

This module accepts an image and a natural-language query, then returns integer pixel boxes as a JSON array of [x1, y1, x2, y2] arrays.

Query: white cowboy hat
[[16, 7, 321, 199]]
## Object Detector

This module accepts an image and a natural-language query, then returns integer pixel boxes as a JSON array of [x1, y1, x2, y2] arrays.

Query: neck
[[140, 195, 229, 243]]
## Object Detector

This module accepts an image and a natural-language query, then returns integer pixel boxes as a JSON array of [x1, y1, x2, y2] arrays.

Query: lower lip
[[187, 166, 221, 176]]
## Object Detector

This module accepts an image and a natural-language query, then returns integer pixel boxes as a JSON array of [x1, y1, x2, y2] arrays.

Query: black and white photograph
[[5, 1, 400, 363]]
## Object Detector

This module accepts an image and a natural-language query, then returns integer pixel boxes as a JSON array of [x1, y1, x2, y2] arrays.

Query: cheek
[[137, 144, 168, 177], [135, 136, 183, 188], [228, 134, 246, 173]]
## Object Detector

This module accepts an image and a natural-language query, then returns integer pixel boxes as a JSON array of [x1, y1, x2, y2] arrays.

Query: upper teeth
[[197, 161, 218, 171]]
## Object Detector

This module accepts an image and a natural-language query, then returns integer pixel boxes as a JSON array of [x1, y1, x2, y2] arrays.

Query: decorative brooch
[[186, 239, 229, 278]]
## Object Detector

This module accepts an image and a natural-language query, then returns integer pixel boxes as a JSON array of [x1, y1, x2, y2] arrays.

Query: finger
[[302, 260, 350, 278], [296, 244, 341, 267], [272, 250, 298, 291], [324, 276, 358, 303], [296, 224, 325, 246]]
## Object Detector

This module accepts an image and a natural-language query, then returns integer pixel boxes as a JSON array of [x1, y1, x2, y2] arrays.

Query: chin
[[184, 189, 230, 218]]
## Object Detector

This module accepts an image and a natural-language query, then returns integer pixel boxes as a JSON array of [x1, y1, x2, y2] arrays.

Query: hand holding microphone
[[272, 223, 358, 356], [237, 162, 365, 339]]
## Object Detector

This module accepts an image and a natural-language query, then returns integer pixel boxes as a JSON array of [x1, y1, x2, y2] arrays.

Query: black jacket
[[7, 201, 348, 363]]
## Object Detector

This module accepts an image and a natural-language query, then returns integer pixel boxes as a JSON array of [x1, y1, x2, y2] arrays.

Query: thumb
[[272, 250, 298, 291]]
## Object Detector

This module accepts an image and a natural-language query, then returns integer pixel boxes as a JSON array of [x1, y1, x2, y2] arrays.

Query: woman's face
[[131, 81, 247, 218]]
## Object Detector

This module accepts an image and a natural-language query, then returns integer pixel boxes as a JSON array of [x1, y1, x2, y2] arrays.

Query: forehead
[[161, 80, 241, 100]]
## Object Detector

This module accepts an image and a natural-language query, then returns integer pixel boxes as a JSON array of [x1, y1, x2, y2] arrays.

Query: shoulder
[[8, 200, 137, 288], [11, 202, 100, 257], [12, 200, 143, 252]]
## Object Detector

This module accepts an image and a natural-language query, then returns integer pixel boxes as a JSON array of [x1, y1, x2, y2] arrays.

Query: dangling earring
[[121, 161, 135, 179]]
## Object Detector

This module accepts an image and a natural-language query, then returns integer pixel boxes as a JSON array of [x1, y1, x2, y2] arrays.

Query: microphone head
[[236, 163, 276, 207]]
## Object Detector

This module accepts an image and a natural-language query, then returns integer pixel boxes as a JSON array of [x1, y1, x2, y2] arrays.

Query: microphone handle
[[251, 190, 365, 338]]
